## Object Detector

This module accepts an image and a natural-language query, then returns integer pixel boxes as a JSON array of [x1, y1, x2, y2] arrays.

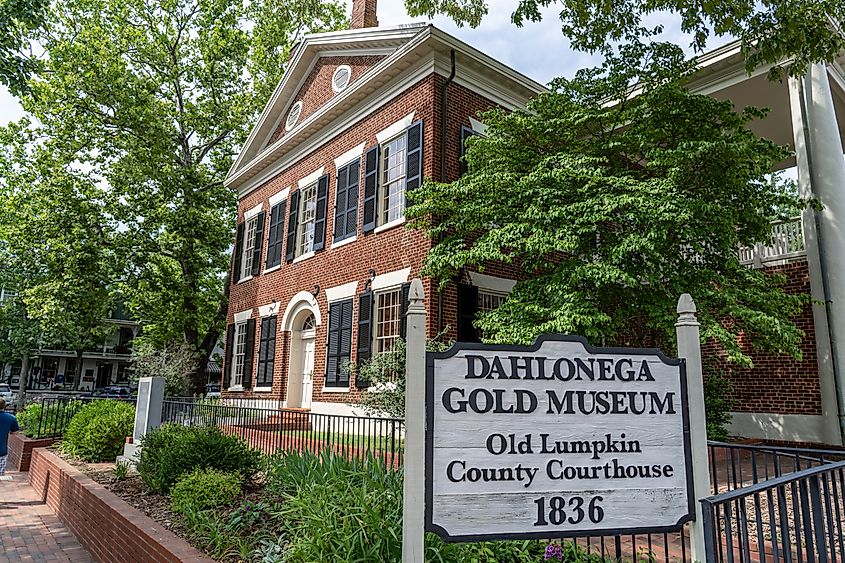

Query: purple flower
[[544, 544, 563, 560]]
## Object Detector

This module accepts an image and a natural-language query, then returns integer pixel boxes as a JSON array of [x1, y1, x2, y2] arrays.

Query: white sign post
[[675, 294, 711, 562], [425, 335, 694, 540], [403, 279, 427, 563]]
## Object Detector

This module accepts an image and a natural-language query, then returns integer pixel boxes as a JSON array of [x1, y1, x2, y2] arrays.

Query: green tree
[[405, 0, 845, 77], [15, 0, 346, 391], [407, 43, 807, 366], [0, 0, 46, 94], [0, 121, 117, 405]]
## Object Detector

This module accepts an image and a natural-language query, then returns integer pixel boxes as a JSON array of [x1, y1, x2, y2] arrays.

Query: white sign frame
[[424, 334, 695, 542]]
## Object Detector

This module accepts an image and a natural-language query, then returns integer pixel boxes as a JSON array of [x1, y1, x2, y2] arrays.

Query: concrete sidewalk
[[0, 472, 94, 562]]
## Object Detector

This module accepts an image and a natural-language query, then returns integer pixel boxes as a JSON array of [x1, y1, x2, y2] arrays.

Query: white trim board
[[298, 167, 325, 188], [469, 272, 516, 294], [728, 412, 842, 446], [269, 187, 290, 207], [376, 112, 416, 143], [325, 281, 358, 302], [234, 309, 253, 323], [244, 203, 263, 220], [334, 143, 366, 169], [258, 302, 281, 318], [371, 267, 411, 291]]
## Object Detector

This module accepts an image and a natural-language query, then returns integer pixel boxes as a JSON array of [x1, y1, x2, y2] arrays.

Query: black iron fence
[[20, 396, 137, 439], [21, 393, 845, 562], [161, 399, 405, 469], [702, 459, 845, 563]]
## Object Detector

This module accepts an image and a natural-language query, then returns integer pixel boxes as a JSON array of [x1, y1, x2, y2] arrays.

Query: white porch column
[[788, 73, 843, 445], [790, 63, 845, 444]]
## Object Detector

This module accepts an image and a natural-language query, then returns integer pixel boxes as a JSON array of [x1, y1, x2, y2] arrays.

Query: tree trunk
[[16, 354, 29, 412]]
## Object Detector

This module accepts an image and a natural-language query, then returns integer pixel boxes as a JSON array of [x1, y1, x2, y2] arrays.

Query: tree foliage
[[407, 43, 807, 366], [0, 0, 46, 94], [0, 120, 116, 362], [9, 0, 346, 390], [405, 0, 845, 78]]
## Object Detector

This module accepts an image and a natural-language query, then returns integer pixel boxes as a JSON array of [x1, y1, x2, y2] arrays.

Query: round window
[[332, 65, 352, 93], [285, 101, 303, 131]]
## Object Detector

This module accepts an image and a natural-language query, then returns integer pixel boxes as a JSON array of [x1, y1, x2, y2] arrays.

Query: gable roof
[[226, 24, 546, 195]]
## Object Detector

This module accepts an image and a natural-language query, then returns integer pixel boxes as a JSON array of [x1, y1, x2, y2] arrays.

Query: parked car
[[87, 386, 133, 400], [0, 384, 18, 410], [205, 383, 221, 399]]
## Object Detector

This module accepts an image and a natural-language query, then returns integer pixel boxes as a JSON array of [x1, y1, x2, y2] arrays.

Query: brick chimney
[[350, 0, 378, 29]]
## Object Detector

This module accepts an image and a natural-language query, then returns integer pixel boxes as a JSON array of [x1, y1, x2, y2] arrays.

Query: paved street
[[0, 472, 93, 563]]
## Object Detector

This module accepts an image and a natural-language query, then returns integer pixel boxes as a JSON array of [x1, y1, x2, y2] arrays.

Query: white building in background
[[0, 301, 141, 392]]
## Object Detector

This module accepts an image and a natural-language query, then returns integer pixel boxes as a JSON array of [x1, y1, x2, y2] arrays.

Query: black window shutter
[[257, 316, 276, 386], [460, 126, 479, 177], [326, 302, 339, 387], [333, 165, 348, 243], [223, 323, 235, 388], [266, 201, 287, 269], [250, 211, 266, 276], [457, 283, 481, 343], [334, 161, 360, 243], [404, 120, 424, 207], [313, 174, 329, 251], [355, 291, 373, 388], [233, 222, 245, 282], [285, 190, 300, 262], [242, 318, 256, 388], [362, 146, 379, 234], [339, 299, 353, 385], [399, 281, 412, 339]]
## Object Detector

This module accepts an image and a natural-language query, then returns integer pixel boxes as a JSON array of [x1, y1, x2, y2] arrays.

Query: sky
[[0, 0, 716, 126]]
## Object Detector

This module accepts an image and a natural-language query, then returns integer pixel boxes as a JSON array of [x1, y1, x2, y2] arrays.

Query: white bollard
[[402, 278, 426, 563], [119, 376, 165, 464], [675, 294, 712, 562]]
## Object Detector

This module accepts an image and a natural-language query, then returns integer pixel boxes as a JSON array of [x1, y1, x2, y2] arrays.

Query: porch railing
[[740, 217, 806, 267]]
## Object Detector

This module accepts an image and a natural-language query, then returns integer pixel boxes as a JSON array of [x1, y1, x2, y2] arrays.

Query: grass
[[278, 429, 403, 451]]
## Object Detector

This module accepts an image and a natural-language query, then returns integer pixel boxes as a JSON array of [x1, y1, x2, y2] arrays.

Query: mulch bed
[[56, 451, 273, 563]]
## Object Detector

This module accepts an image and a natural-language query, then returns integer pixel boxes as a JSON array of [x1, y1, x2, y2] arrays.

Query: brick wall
[[230, 74, 440, 404], [228, 67, 525, 407], [28, 448, 214, 563], [702, 259, 822, 415], [269, 55, 387, 144], [7, 432, 55, 471]]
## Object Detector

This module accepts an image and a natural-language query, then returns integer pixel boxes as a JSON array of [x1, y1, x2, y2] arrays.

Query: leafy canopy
[[404, 0, 845, 77], [8, 0, 346, 386], [407, 43, 807, 366]]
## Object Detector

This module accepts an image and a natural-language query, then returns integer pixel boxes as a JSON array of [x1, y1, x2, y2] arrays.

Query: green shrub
[[171, 468, 243, 514], [270, 450, 548, 562], [704, 363, 735, 441], [137, 424, 261, 493], [61, 400, 135, 462], [17, 400, 82, 439]]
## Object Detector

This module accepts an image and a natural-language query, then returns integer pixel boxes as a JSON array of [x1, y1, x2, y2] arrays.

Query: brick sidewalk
[[0, 472, 94, 563]]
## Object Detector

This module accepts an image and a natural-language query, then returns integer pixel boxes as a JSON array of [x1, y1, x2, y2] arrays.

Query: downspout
[[797, 75, 845, 445], [437, 49, 456, 335]]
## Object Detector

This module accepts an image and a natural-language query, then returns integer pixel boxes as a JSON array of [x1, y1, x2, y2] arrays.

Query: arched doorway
[[281, 292, 321, 409]]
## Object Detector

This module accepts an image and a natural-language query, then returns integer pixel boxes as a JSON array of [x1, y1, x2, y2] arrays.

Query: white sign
[[425, 335, 693, 541]]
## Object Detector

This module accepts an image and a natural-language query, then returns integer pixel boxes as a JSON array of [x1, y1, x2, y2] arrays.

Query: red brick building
[[224, 1, 845, 447], [222, 3, 543, 415]]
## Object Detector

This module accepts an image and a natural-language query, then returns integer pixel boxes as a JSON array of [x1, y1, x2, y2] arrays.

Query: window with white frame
[[297, 182, 318, 257], [240, 215, 259, 279], [379, 134, 407, 226], [374, 288, 402, 354], [478, 290, 507, 313], [232, 321, 248, 387]]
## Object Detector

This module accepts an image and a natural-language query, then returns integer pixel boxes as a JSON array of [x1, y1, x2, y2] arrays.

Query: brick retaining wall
[[28, 448, 214, 563], [7, 432, 55, 471]]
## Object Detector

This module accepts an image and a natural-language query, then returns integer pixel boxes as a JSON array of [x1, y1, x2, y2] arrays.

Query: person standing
[[0, 398, 20, 477]]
